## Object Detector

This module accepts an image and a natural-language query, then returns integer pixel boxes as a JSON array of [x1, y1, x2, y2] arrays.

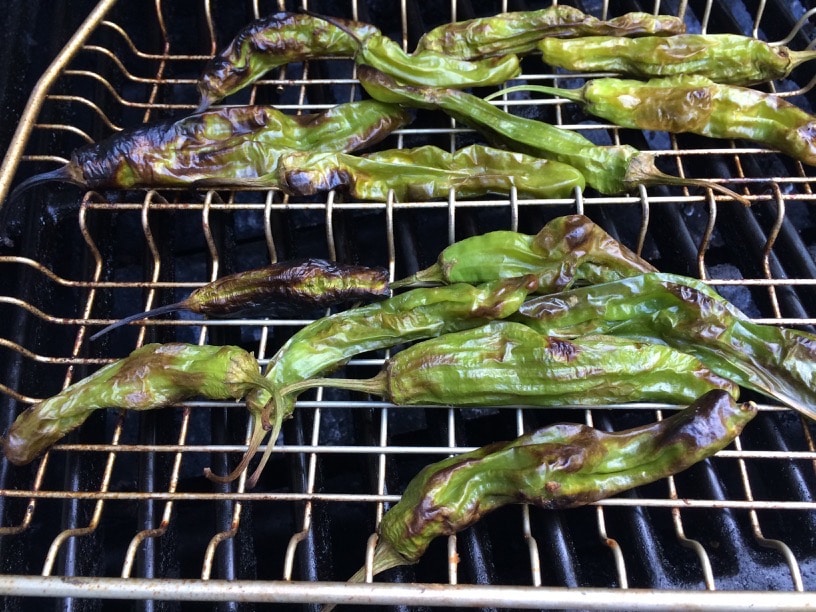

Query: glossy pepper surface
[[282, 320, 740, 406], [537, 34, 816, 85], [415, 6, 685, 59], [8, 100, 411, 200], [90, 259, 390, 341], [392, 214, 655, 291], [350, 389, 756, 580], [517, 272, 816, 421], [279, 144, 585, 201], [1, 343, 273, 466], [357, 66, 746, 203], [214, 276, 540, 487], [498, 75, 816, 166]]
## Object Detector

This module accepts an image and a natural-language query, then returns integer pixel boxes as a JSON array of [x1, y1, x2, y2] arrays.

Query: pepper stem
[[279, 371, 389, 399], [789, 48, 816, 72], [484, 83, 586, 104], [245, 391, 286, 489], [389, 264, 445, 289], [203, 411, 269, 485], [89, 302, 188, 341]]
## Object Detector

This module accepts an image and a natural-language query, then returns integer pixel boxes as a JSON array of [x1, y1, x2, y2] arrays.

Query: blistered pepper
[[391, 214, 655, 291], [495, 75, 816, 166], [281, 320, 740, 405], [516, 272, 816, 422], [90, 259, 390, 341], [278, 144, 585, 201], [537, 34, 816, 85], [415, 6, 685, 59], [338, 389, 755, 587], [1, 343, 273, 466]]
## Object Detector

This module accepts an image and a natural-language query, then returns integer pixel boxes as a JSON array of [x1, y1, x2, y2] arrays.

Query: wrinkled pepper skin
[[90, 259, 390, 341], [537, 34, 816, 85], [355, 389, 756, 578], [517, 272, 816, 421], [357, 66, 745, 203], [283, 320, 740, 406], [513, 76, 816, 167], [1, 343, 272, 466], [9, 100, 412, 199], [279, 144, 585, 201], [415, 6, 685, 59], [393, 214, 655, 291], [231, 276, 540, 487]]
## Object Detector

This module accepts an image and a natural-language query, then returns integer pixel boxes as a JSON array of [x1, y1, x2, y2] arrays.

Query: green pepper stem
[[89, 302, 188, 341], [389, 265, 445, 289], [203, 411, 269, 485], [789, 48, 816, 71], [485, 83, 586, 104], [279, 371, 389, 399]]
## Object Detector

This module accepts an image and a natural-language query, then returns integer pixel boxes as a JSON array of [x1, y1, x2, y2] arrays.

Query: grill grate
[[0, 0, 815, 609]]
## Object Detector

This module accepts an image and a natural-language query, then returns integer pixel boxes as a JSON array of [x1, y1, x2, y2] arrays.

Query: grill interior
[[1, 0, 816, 610]]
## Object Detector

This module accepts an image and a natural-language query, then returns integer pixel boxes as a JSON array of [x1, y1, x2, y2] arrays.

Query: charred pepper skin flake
[[517, 272, 816, 422], [537, 34, 816, 86], [89, 259, 390, 341], [0, 343, 273, 466], [415, 6, 685, 59], [346, 389, 756, 580], [281, 320, 740, 406]]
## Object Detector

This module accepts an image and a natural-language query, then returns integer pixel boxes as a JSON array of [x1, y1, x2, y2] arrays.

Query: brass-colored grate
[[0, 0, 815, 608]]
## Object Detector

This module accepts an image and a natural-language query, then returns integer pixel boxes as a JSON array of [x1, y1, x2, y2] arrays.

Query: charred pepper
[[516, 272, 816, 422], [391, 214, 655, 291], [89, 259, 390, 341], [282, 321, 740, 406], [8, 99, 411, 200], [278, 144, 585, 201], [1, 343, 274, 466], [215, 276, 540, 487], [343, 389, 755, 583], [537, 34, 816, 86], [357, 66, 747, 203], [415, 6, 685, 59], [494, 76, 816, 166]]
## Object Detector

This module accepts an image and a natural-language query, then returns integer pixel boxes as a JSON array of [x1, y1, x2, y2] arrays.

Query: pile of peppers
[[4, 2, 816, 598]]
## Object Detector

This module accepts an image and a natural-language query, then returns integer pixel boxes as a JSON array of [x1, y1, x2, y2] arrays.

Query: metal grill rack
[[0, 0, 815, 609]]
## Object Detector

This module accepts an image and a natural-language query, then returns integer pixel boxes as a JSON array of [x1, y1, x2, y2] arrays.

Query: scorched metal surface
[[0, 0, 815, 611]]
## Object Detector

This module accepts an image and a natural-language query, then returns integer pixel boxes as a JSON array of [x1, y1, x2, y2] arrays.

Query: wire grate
[[0, 0, 815, 609]]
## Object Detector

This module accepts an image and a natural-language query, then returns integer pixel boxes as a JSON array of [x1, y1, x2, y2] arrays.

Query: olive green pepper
[[415, 6, 685, 59], [391, 214, 655, 291], [213, 276, 541, 487], [494, 75, 816, 166], [340, 389, 755, 584], [537, 34, 816, 85], [282, 320, 740, 406], [517, 272, 816, 422], [279, 144, 585, 201], [1, 343, 273, 466]]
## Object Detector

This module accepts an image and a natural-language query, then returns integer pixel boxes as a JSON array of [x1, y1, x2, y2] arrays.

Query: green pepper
[[342, 389, 755, 583], [494, 75, 816, 166], [537, 34, 816, 85], [415, 6, 686, 59], [89, 259, 390, 341], [279, 144, 585, 201], [8, 99, 411, 200], [516, 272, 816, 422], [215, 276, 540, 487], [357, 66, 748, 203], [391, 214, 655, 291], [1, 343, 274, 466], [281, 320, 740, 406]]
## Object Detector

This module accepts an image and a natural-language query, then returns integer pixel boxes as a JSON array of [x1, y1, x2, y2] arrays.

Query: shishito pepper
[[279, 144, 585, 201], [8, 100, 411, 199], [89, 259, 390, 341], [216, 276, 541, 487], [281, 321, 740, 406], [537, 34, 816, 86], [415, 6, 685, 59], [1, 343, 274, 466], [493, 76, 816, 167], [197, 11, 520, 111], [357, 66, 748, 203], [339, 389, 755, 585], [516, 272, 816, 422], [391, 214, 655, 291]]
